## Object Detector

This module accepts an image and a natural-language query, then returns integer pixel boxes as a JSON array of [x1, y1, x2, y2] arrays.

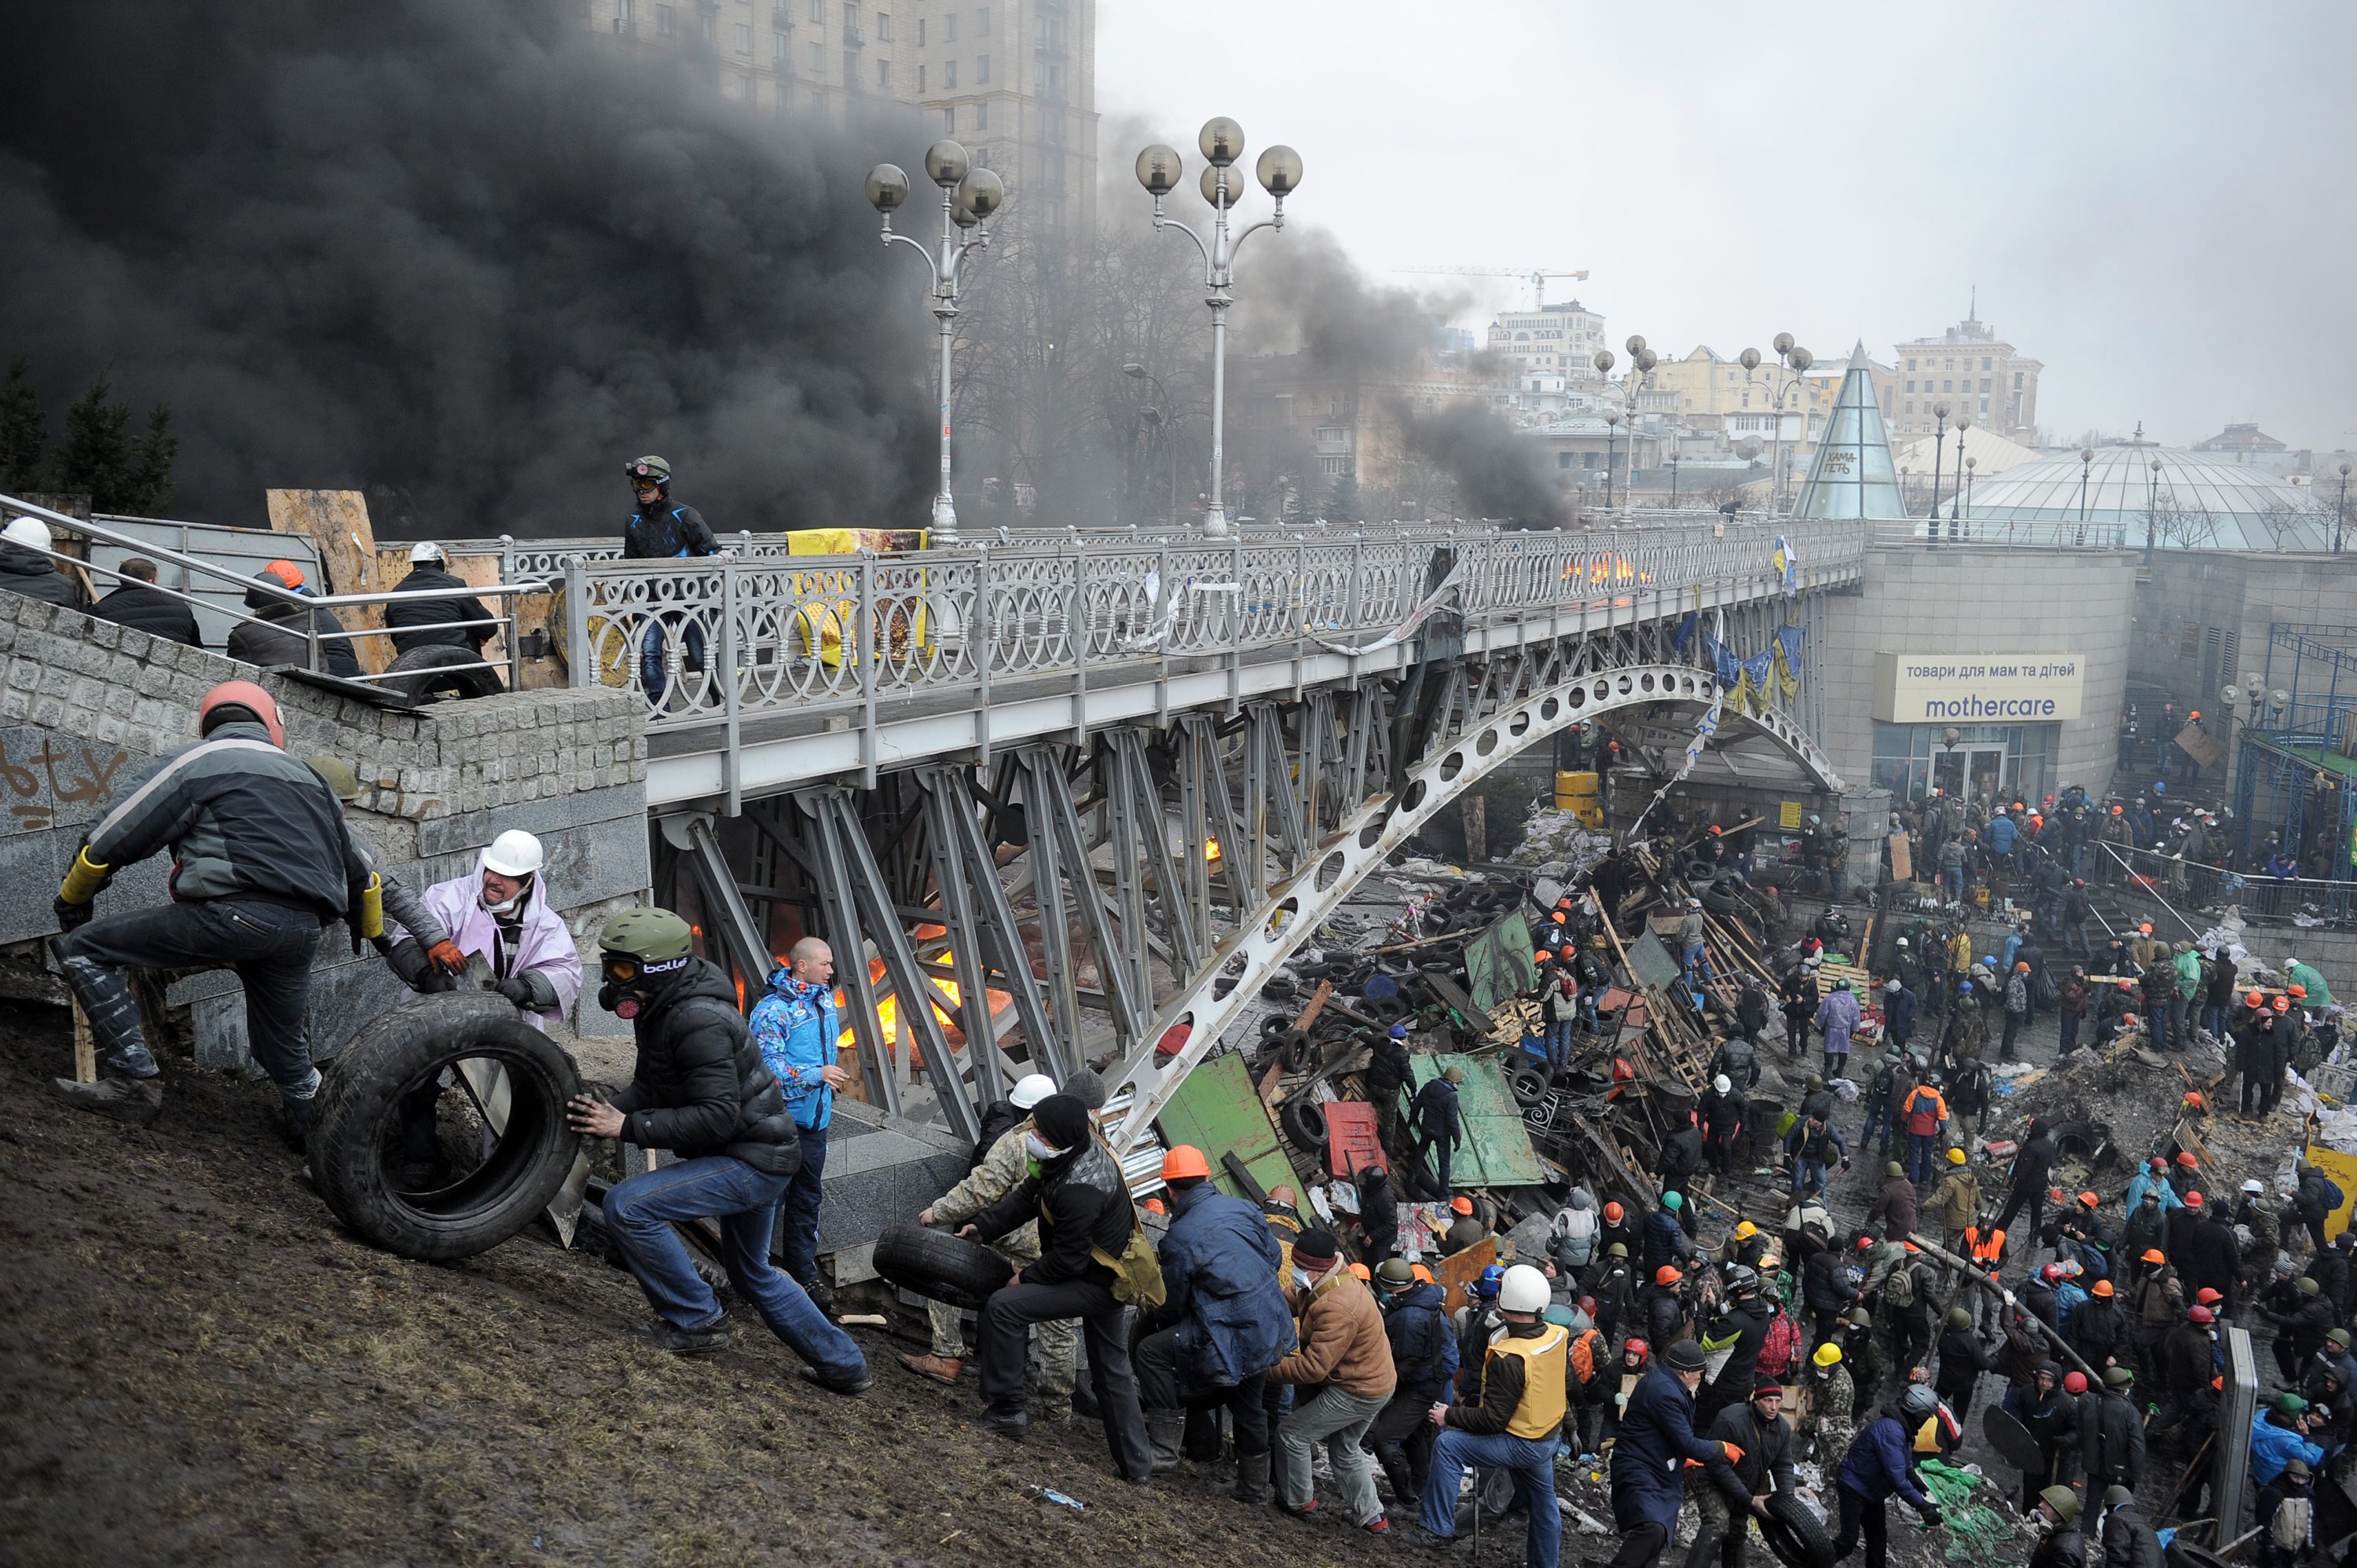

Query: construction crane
[[1392, 266, 1591, 310]]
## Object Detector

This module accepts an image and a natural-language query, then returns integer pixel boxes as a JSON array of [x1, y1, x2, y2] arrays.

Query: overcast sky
[[1099, 1, 2357, 454]]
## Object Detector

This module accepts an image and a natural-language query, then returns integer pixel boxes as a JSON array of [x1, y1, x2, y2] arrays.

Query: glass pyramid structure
[[1791, 343, 1908, 519]]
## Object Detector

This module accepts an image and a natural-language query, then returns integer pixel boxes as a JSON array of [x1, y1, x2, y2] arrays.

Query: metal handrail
[[1, 492, 551, 690]]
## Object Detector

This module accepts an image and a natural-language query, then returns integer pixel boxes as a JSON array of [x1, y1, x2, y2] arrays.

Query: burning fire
[[1204, 837, 1223, 864], [830, 924, 1009, 1059]]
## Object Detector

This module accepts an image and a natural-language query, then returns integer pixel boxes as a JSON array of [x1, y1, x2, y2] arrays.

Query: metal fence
[[2091, 838, 2357, 931], [546, 517, 1866, 730]]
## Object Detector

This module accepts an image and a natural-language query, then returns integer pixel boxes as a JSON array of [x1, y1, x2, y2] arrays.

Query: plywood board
[[1887, 831, 1913, 884], [1433, 1235, 1497, 1317], [2173, 722, 2225, 770], [266, 489, 390, 672], [1408, 1054, 1546, 1188], [1465, 910, 1538, 1013], [1156, 1050, 1298, 1204]]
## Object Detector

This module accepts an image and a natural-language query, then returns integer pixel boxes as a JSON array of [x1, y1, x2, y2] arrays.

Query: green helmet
[[2300, 1277, 2323, 1296], [2102, 1366, 2135, 1390], [599, 907, 695, 965], [1443, 1065, 1466, 1084], [1375, 1258, 1416, 1291], [625, 454, 673, 486], [1806, 1074, 1826, 1090], [1948, 1306, 1971, 1330], [1845, 1307, 1872, 1329], [1607, 1242, 1629, 1258], [1887, 1161, 1906, 1179], [2039, 1486, 2080, 1523], [306, 756, 362, 803]]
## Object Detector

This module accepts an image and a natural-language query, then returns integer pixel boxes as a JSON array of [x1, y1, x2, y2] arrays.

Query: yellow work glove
[[357, 873, 385, 940], [60, 844, 109, 904]]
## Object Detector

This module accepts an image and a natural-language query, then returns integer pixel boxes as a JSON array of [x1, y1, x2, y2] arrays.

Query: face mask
[[1024, 1134, 1061, 1162], [597, 980, 643, 1020], [480, 874, 530, 917], [1291, 1267, 1314, 1290]]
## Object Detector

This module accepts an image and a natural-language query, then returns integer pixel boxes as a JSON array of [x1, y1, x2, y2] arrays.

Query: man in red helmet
[[49, 680, 382, 1138]]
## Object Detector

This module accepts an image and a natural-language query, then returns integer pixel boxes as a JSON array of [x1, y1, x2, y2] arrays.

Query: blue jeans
[[2059, 1009, 2081, 1055], [2202, 1002, 2227, 1040], [1942, 866, 1963, 902], [1420, 1428, 1560, 1568], [1791, 1158, 1829, 1196], [603, 1154, 867, 1383], [1578, 991, 1600, 1031], [779, 1123, 829, 1287], [640, 617, 706, 703], [1682, 941, 1711, 987], [1546, 1021, 1577, 1070], [1908, 1130, 1940, 1183], [1860, 1099, 1891, 1156], [2148, 1003, 2172, 1053]]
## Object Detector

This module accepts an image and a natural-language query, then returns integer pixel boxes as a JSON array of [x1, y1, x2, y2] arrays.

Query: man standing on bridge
[[621, 456, 717, 703]]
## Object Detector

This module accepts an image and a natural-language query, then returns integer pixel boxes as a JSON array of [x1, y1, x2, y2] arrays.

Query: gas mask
[[599, 950, 687, 1019]]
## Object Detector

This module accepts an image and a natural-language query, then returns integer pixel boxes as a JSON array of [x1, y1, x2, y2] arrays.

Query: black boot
[[49, 1073, 164, 1126], [1146, 1411, 1186, 1473], [1233, 1448, 1272, 1504], [56, 951, 160, 1079]]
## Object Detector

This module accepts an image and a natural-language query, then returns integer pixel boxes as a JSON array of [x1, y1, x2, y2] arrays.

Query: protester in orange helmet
[[224, 558, 364, 678], [49, 681, 382, 1137]]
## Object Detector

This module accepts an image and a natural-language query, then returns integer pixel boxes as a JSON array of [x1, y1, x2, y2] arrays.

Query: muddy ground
[[0, 1005, 1376, 1568]]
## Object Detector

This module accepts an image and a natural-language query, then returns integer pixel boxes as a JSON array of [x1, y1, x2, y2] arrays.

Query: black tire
[[1508, 1061, 1555, 1107], [309, 991, 582, 1262], [1274, 1028, 1311, 1073], [872, 1222, 1014, 1310], [1279, 1097, 1328, 1152], [383, 643, 504, 704], [1260, 973, 1299, 1000], [1259, 1013, 1291, 1039], [1758, 1493, 1836, 1568]]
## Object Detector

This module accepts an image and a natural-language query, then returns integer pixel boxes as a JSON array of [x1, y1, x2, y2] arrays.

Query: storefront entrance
[[1933, 744, 2007, 809]]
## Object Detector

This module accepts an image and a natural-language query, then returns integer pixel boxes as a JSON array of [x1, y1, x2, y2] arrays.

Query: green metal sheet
[[1464, 911, 1538, 1012], [1407, 1053, 1546, 1188], [1156, 1050, 1299, 1203]]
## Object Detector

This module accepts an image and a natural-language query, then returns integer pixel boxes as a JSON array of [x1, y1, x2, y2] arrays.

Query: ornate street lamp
[[1928, 402, 1951, 524], [2335, 460, 2352, 554], [1593, 339, 1659, 510], [1738, 336, 1811, 512], [1134, 120, 1303, 539], [1948, 416, 1972, 522], [867, 143, 1004, 545]]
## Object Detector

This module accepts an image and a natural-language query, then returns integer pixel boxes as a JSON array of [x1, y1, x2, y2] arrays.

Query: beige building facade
[[1486, 301, 1607, 383], [585, 0, 1097, 236], [1890, 313, 2042, 444]]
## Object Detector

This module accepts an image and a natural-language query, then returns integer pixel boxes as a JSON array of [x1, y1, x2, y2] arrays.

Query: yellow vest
[[1486, 1323, 1570, 1440]]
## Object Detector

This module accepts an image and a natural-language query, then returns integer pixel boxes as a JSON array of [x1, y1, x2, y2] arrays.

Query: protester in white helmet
[[388, 830, 580, 1028], [383, 540, 497, 664]]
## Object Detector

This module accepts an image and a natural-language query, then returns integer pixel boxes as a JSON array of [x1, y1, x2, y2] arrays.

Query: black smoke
[[0, 0, 934, 537], [1395, 399, 1563, 522]]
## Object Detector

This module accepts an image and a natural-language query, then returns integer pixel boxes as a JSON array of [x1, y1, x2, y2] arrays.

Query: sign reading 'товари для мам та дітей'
[[1871, 652, 2084, 724]]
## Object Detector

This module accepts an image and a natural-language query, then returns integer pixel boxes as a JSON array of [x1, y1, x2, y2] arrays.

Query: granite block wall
[[0, 590, 650, 1064]]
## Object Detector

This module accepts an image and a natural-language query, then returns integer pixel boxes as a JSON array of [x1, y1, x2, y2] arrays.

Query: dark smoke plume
[[1229, 225, 1562, 522], [0, 1, 934, 536]]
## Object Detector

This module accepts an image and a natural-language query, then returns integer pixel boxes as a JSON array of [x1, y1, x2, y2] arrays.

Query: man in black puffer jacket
[[90, 557, 202, 647], [964, 1092, 1154, 1480], [383, 541, 496, 658], [568, 907, 871, 1392]]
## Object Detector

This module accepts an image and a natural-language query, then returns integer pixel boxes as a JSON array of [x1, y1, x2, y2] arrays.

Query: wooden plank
[[1887, 831, 1913, 884], [1432, 1235, 1498, 1317], [1157, 1050, 1297, 1203], [71, 998, 95, 1084], [265, 489, 391, 672], [1291, 978, 1335, 1035]]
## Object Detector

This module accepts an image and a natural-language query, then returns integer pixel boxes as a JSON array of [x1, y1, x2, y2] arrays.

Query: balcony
[[845, 22, 864, 45]]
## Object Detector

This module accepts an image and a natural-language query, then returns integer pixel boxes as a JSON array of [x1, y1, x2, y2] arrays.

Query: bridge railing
[[549, 518, 1864, 728]]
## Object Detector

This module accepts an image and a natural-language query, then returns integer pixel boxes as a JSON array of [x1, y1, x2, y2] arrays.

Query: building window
[[700, 5, 716, 37], [774, 29, 790, 60], [915, 16, 924, 42], [808, 39, 822, 71], [2014, 372, 2024, 389], [944, 10, 956, 38], [941, 57, 955, 86], [656, 2, 674, 32], [614, 0, 630, 19], [842, 3, 856, 31], [1904, 400, 1915, 415], [943, 105, 955, 130], [877, 57, 890, 88], [844, 49, 857, 82], [915, 62, 924, 90], [875, 9, 889, 38], [973, 100, 986, 130], [735, 21, 751, 49], [1904, 379, 1915, 393], [808, 0, 822, 19], [976, 53, 988, 82], [1979, 396, 1990, 416], [1320, 456, 1347, 476], [977, 3, 988, 33], [1981, 357, 1992, 371], [973, 143, 987, 164], [1978, 377, 1989, 392]]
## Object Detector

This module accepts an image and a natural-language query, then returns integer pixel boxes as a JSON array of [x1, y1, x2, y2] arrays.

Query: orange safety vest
[[1966, 1225, 2006, 1265]]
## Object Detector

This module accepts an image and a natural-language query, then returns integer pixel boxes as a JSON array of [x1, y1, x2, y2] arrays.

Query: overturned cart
[[308, 988, 585, 1261]]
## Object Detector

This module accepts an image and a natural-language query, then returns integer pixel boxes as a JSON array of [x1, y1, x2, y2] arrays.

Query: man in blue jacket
[[748, 936, 847, 1307], [1131, 1145, 1293, 1498], [2250, 1392, 2328, 1486], [620, 455, 718, 702], [1832, 1385, 1943, 1568], [1600, 1339, 1728, 1566], [1410, 1066, 1465, 1194], [1364, 1256, 1453, 1508]]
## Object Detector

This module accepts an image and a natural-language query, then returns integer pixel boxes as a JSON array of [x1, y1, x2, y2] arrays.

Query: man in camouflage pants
[[1800, 1339, 1854, 1463], [899, 1097, 1078, 1412]]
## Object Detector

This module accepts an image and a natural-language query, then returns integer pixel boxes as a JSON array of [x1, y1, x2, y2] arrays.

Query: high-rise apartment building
[[1890, 310, 2042, 444], [583, 0, 1096, 234], [1486, 300, 1607, 382]]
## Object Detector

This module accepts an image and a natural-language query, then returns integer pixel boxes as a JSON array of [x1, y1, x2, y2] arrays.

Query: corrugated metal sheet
[[1155, 1051, 1297, 1203]]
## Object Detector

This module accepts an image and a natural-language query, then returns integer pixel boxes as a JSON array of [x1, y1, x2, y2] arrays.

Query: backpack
[[2272, 1495, 2313, 1552], [1553, 1196, 1599, 1269], [2324, 1178, 2348, 1214], [1882, 1262, 1917, 1310], [1756, 1306, 1800, 1379], [1570, 1327, 1603, 1384]]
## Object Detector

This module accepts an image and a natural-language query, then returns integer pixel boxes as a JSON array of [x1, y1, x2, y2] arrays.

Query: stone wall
[[0, 590, 649, 1065]]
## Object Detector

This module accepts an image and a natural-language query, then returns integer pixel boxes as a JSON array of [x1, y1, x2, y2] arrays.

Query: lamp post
[[1133, 120, 1303, 540], [1928, 402, 1950, 524], [2223, 675, 2293, 799], [1963, 456, 1977, 522], [2335, 460, 2352, 554], [1948, 416, 1972, 522], [867, 144, 1004, 546], [1668, 450, 1681, 507], [1738, 336, 1812, 513], [2075, 445, 2094, 525], [1593, 339, 1659, 511]]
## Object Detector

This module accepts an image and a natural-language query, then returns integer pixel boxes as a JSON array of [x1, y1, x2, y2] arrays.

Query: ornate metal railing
[[544, 518, 1864, 731]]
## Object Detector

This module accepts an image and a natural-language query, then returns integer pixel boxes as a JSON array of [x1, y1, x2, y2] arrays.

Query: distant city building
[[1440, 326, 1478, 354], [1485, 300, 1607, 385], [2194, 423, 2290, 460], [581, 0, 1098, 236], [1890, 309, 2042, 444]]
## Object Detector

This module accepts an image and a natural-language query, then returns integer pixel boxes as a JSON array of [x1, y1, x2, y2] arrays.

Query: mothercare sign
[[1872, 652, 2084, 723]]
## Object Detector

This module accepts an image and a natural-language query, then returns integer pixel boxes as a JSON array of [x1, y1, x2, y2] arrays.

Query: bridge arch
[[1105, 662, 1842, 1148]]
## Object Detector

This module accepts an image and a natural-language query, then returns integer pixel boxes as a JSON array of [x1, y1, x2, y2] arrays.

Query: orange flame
[[1204, 836, 1223, 863]]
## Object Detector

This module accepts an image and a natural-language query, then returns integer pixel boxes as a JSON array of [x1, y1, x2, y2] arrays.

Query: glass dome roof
[[1963, 442, 2330, 551]]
